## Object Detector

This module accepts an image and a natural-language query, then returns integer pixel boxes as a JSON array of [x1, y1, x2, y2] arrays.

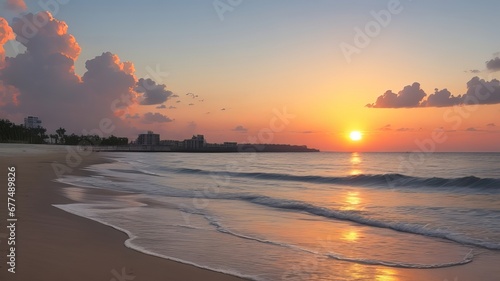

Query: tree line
[[0, 119, 128, 146]]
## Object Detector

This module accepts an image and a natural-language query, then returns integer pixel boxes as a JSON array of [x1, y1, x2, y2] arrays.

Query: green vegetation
[[0, 119, 128, 146], [0, 119, 47, 144]]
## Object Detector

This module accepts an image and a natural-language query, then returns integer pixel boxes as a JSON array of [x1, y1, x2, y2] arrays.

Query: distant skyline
[[1, 0, 499, 151]]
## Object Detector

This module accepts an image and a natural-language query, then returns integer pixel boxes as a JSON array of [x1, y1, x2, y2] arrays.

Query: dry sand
[[0, 145, 246, 281]]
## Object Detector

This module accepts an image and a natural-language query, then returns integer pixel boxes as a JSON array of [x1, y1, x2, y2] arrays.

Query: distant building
[[24, 116, 42, 129], [223, 142, 237, 148], [184, 135, 206, 150], [160, 140, 183, 148], [137, 131, 160, 145]]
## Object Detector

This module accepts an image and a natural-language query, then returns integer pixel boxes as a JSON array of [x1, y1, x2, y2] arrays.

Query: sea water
[[54, 152, 500, 280]]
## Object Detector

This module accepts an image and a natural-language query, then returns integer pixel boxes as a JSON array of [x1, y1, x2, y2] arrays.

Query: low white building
[[24, 116, 42, 129]]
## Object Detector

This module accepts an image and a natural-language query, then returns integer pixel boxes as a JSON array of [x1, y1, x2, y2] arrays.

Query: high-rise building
[[137, 131, 160, 145], [24, 116, 42, 129], [184, 135, 206, 150]]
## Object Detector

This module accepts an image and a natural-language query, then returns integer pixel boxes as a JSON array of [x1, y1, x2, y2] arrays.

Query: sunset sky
[[1, 0, 499, 151]]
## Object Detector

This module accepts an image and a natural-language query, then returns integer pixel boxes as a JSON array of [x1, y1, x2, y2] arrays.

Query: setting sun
[[350, 131, 363, 141]]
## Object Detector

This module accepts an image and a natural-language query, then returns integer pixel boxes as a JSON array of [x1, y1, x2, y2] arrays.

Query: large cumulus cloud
[[0, 11, 175, 135], [367, 77, 500, 108], [0, 18, 14, 69]]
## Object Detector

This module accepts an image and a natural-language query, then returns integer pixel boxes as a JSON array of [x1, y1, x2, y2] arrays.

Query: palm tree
[[50, 134, 59, 144], [56, 127, 66, 144]]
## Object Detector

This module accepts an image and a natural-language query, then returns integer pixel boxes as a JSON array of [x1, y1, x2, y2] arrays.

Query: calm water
[[55, 152, 500, 280]]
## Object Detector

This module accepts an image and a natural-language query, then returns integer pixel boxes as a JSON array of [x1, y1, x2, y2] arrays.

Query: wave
[[326, 250, 474, 269], [56, 170, 500, 250], [53, 204, 263, 281], [215, 194, 500, 251], [204, 215, 475, 269], [172, 168, 500, 190]]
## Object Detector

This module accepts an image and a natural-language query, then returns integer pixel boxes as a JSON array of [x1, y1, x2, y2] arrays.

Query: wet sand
[[0, 144, 246, 281]]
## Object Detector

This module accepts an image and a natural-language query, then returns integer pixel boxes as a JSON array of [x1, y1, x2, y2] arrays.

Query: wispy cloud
[[4, 0, 26, 12], [232, 125, 248, 132], [142, 112, 173, 124]]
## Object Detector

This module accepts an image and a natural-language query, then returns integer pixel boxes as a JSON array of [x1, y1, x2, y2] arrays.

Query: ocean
[[54, 152, 500, 281]]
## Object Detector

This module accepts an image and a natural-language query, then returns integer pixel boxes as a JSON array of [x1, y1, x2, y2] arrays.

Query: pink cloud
[[0, 12, 175, 137], [0, 18, 15, 69], [4, 0, 27, 12]]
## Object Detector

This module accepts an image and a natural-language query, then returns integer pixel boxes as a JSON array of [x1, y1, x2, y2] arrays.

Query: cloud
[[168, 106, 177, 109], [186, 92, 198, 99], [462, 77, 500, 105], [0, 12, 138, 132], [188, 103, 194, 106], [486, 123, 496, 127], [396, 127, 413, 132], [378, 124, 392, 131], [125, 113, 140, 119], [0, 18, 15, 69], [468, 69, 480, 74], [142, 112, 173, 124], [486, 57, 500, 72], [422, 88, 462, 107], [367, 77, 500, 108], [4, 0, 27, 12], [0, 12, 181, 136], [136, 78, 173, 105], [232, 125, 247, 132], [366, 82, 426, 108], [156, 104, 166, 109], [466, 127, 477, 132]]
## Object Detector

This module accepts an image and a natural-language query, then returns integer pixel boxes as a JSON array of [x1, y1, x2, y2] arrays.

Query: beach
[[0, 144, 246, 281], [1, 144, 500, 280]]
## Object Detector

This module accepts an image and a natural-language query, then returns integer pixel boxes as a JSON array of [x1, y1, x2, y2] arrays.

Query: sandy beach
[[0, 144, 246, 281], [1, 144, 500, 281]]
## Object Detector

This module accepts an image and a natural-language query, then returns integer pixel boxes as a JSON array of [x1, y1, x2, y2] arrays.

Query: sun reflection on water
[[346, 264, 400, 281], [349, 152, 364, 176], [350, 152, 362, 165], [376, 268, 399, 281], [341, 191, 362, 211], [341, 230, 359, 242]]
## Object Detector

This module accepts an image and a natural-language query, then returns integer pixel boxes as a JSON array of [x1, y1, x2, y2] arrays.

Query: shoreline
[[1, 144, 500, 280], [0, 144, 247, 281]]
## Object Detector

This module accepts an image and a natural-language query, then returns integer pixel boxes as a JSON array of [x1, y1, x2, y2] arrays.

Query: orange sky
[[1, 1, 499, 151]]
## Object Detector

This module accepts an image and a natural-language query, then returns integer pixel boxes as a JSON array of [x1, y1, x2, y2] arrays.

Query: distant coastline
[[93, 143, 320, 153]]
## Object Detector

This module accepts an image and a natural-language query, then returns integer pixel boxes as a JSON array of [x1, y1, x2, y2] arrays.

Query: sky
[[0, 0, 499, 151]]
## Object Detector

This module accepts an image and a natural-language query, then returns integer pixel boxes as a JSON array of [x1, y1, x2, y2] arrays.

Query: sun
[[350, 131, 363, 141]]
